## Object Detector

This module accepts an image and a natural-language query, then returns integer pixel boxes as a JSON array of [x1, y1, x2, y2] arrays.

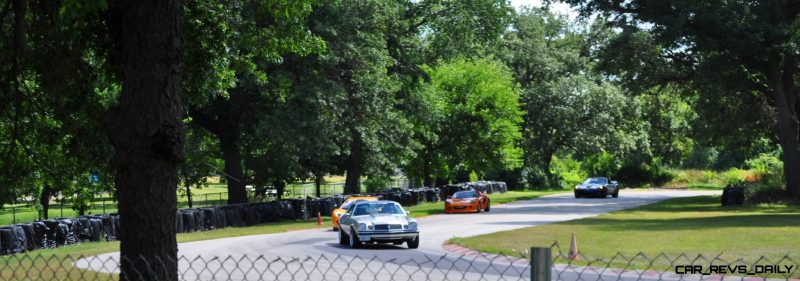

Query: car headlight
[[445, 199, 452, 204], [408, 222, 417, 231], [599, 185, 605, 189], [358, 223, 367, 231], [575, 185, 580, 189], [468, 199, 475, 204], [336, 213, 342, 217]]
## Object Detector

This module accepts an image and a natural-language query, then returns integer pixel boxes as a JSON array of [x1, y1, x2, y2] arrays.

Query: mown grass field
[[449, 196, 800, 265]]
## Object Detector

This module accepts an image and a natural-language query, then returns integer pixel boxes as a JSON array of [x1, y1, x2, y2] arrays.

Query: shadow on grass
[[559, 213, 800, 231], [630, 196, 800, 214]]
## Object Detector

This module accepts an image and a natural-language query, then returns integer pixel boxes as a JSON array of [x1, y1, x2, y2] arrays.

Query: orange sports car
[[331, 196, 378, 230], [445, 190, 490, 213]]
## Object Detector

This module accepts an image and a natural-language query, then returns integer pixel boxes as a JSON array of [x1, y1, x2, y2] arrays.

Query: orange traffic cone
[[316, 212, 323, 225], [568, 232, 579, 261]]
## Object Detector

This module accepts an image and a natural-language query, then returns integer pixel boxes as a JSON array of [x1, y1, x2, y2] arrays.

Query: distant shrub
[[550, 155, 587, 189], [719, 168, 749, 185], [617, 162, 672, 187], [663, 168, 754, 188], [744, 184, 798, 205], [582, 152, 622, 178], [364, 176, 392, 193], [746, 153, 784, 188]]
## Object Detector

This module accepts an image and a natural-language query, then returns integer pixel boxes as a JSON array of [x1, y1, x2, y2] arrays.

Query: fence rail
[[0, 192, 228, 225], [1, 178, 411, 225]]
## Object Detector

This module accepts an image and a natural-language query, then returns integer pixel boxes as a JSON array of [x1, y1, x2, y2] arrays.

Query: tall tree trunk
[[221, 138, 248, 204], [107, 1, 184, 280], [189, 108, 248, 204], [185, 172, 193, 208], [768, 53, 800, 196], [274, 180, 286, 200], [538, 149, 555, 190], [422, 144, 433, 187], [39, 184, 50, 220], [344, 131, 363, 194], [315, 173, 322, 198]]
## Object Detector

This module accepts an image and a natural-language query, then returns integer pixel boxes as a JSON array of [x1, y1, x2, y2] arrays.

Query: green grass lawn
[[449, 196, 800, 266]]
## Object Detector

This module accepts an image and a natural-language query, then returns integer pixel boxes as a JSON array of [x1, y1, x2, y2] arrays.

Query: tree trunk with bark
[[221, 137, 248, 204], [768, 53, 800, 196], [344, 130, 363, 194], [422, 144, 434, 187], [39, 184, 50, 220], [107, 1, 184, 280], [315, 173, 322, 198], [274, 180, 286, 200], [189, 107, 248, 204], [185, 183, 193, 208], [541, 150, 555, 188]]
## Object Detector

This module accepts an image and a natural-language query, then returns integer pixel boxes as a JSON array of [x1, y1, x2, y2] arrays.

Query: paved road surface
[[76, 189, 720, 280]]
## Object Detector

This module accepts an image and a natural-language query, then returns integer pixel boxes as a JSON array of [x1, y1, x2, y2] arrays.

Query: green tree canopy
[[406, 59, 523, 184], [561, 0, 800, 195]]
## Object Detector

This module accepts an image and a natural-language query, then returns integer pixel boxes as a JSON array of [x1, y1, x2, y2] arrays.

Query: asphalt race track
[[76, 189, 720, 280]]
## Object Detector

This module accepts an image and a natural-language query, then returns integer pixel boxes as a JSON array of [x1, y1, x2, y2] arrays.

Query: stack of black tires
[[439, 181, 507, 198], [0, 215, 119, 256], [0, 181, 508, 256]]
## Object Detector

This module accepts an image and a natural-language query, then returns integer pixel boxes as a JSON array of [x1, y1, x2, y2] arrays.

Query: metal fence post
[[531, 247, 552, 281]]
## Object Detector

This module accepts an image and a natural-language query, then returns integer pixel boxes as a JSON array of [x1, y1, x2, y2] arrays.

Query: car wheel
[[476, 203, 482, 213], [612, 189, 619, 198], [338, 228, 348, 245], [348, 227, 361, 248], [485, 200, 490, 212], [407, 235, 420, 249]]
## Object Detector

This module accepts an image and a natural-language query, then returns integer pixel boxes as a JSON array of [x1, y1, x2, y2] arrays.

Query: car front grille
[[374, 224, 403, 230]]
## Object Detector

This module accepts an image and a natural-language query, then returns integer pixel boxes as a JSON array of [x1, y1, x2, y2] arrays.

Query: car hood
[[353, 214, 413, 225], [577, 184, 605, 189]]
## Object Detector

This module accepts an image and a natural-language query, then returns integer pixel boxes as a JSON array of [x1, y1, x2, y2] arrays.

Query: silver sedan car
[[338, 200, 420, 249]]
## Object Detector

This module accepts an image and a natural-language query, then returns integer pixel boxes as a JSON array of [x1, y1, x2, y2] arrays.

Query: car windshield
[[583, 178, 607, 184], [352, 202, 404, 216], [340, 197, 375, 210], [453, 191, 477, 198]]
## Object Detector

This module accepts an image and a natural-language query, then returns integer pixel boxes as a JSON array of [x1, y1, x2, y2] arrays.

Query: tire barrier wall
[[0, 182, 505, 256], [439, 181, 508, 198], [721, 184, 746, 206]]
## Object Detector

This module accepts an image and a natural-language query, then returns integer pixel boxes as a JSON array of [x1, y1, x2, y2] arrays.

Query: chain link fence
[[0, 242, 798, 280], [540, 242, 799, 281], [1, 252, 530, 281]]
